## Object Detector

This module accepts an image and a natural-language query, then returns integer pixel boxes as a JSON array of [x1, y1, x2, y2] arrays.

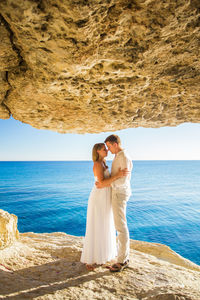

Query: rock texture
[[0, 210, 200, 299], [0, 209, 19, 250], [0, 232, 200, 300], [0, 0, 199, 133]]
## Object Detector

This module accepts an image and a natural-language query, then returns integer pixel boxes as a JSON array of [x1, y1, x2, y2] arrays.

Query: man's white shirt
[[111, 149, 133, 195]]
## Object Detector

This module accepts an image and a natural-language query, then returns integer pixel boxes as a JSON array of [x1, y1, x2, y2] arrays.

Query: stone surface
[[0, 209, 19, 250], [0, 0, 199, 133], [0, 231, 200, 299], [0, 210, 200, 299]]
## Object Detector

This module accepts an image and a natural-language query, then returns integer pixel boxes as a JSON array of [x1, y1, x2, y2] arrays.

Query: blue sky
[[0, 117, 200, 160]]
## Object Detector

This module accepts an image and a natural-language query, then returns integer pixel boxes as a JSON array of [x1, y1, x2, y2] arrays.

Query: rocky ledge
[[0, 210, 200, 299], [0, 0, 200, 133]]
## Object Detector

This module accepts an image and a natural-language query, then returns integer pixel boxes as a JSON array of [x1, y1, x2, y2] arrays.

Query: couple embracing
[[81, 134, 133, 272]]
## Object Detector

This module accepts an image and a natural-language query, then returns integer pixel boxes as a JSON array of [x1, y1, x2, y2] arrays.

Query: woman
[[80, 143, 128, 270]]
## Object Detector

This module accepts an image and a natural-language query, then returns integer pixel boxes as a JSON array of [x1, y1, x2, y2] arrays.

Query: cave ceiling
[[0, 0, 199, 133]]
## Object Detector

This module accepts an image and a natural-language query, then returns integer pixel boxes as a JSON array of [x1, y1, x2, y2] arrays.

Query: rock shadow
[[0, 259, 115, 299]]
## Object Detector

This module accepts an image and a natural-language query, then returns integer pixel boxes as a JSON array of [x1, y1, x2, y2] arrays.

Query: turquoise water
[[0, 161, 200, 265]]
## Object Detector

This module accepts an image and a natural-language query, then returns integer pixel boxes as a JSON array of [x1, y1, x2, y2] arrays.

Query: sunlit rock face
[[0, 209, 19, 249], [0, 210, 200, 299], [0, 0, 199, 133]]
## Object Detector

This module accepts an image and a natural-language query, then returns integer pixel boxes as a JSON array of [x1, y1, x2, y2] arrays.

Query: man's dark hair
[[104, 134, 121, 145]]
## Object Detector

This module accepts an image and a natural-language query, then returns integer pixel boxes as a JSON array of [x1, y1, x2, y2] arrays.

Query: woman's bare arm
[[94, 162, 129, 188]]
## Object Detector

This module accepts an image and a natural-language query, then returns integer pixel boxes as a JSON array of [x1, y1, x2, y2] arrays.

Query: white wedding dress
[[81, 168, 117, 264]]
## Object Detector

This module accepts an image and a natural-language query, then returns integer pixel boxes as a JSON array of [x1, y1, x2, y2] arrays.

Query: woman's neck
[[98, 156, 104, 162]]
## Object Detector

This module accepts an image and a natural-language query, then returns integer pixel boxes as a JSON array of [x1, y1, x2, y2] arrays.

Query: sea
[[0, 160, 200, 265]]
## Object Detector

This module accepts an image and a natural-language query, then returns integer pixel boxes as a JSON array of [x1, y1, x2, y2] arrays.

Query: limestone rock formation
[[0, 0, 199, 133], [0, 232, 200, 299], [0, 209, 19, 250], [0, 210, 200, 299]]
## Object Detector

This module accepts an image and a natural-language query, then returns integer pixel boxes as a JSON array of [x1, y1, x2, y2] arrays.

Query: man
[[96, 134, 133, 272]]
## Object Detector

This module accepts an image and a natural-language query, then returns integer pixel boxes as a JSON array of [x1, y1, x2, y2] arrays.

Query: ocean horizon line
[[0, 159, 200, 162]]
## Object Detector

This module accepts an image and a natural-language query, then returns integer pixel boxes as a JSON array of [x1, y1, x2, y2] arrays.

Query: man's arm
[[111, 154, 132, 187], [94, 162, 121, 188], [95, 167, 129, 188]]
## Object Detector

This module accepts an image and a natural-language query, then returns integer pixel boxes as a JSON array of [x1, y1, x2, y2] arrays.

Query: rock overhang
[[0, 0, 199, 133]]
